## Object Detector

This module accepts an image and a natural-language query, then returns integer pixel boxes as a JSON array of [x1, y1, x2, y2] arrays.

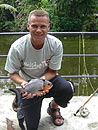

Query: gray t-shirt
[[5, 34, 63, 80]]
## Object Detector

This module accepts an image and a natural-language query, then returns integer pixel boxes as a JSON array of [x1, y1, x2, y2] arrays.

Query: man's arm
[[9, 72, 28, 86], [9, 68, 56, 85], [40, 68, 57, 80]]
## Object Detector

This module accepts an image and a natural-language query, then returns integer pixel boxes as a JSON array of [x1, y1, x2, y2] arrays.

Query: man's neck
[[31, 39, 44, 49]]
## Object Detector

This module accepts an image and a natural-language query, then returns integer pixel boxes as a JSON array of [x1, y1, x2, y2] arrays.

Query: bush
[[0, 8, 15, 31], [0, 21, 14, 31]]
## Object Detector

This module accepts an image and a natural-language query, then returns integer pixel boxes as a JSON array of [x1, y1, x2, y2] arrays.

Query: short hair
[[28, 10, 49, 24]]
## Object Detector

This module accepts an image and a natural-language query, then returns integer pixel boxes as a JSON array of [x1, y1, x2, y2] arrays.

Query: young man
[[5, 10, 75, 130]]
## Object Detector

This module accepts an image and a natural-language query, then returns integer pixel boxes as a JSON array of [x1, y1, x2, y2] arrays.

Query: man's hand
[[21, 80, 49, 99], [22, 89, 49, 99], [21, 81, 28, 88]]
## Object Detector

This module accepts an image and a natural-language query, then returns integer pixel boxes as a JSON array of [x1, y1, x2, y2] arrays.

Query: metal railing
[[1, 32, 98, 36], [0, 32, 98, 79]]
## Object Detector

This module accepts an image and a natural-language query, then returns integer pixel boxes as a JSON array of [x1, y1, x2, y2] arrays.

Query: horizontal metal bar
[[0, 55, 7, 57], [0, 75, 98, 79], [63, 54, 98, 57], [0, 76, 10, 79], [0, 54, 98, 58], [0, 32, 29, 35], [0, 32, 98, 36], [62, 75, 98, 78]]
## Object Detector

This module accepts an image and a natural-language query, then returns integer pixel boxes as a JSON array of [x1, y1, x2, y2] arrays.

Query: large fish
[[23, 78, 53, 94], [9, 79, 53, 111]]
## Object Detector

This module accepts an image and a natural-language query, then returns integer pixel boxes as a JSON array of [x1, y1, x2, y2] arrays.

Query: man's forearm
[[41, 68, 56, 81], [9, 73, 27, 86]]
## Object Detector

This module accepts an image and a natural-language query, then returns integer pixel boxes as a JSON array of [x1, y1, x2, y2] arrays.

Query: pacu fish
[[9, 79, 53, 111], [24, 78, 53, 94]]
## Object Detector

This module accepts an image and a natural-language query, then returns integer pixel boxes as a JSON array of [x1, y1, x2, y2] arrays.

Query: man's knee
[[54, 80, 75, 108], [63, 80, 75, 95]]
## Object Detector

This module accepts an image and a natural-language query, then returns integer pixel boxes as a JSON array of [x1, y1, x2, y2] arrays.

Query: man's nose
[[36, 27, 42, 32]]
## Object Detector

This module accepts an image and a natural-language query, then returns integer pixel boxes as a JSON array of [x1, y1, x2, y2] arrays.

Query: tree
[[0, 0, 98, 32], [51, 0, 97, 31], [0, 4, 17, 31]]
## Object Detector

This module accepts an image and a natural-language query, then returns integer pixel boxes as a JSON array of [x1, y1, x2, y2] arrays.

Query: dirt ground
[[0, 95, 98, 130]]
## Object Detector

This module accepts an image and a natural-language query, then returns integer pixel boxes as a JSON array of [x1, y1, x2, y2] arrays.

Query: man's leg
[[17, 109, 25, 130], [45, 75, 75, 126], [21, 97, 43, 130]]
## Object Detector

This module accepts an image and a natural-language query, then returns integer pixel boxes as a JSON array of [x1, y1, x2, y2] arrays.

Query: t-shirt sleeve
[[5, 45, 22, 74], [49, 42, 63, 70]]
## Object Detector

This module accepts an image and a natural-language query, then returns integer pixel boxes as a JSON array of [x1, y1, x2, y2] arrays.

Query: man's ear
[[48, 23, 50, 31], [27, 23, 30, 31]]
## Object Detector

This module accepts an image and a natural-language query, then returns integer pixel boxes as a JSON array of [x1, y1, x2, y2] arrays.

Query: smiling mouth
[[35, 35, 44, 38], [36, 34, 43, 36]]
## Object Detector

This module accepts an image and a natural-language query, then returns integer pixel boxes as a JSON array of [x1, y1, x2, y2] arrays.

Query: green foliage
[[13, 0, 44, 31], [53, 0, 97, 31], [0, 7, 15, 31], [0, 4, 17, 12], [0, 21, 14, 31], [57, 17, 83, 31], [0, 0, 98, 32]]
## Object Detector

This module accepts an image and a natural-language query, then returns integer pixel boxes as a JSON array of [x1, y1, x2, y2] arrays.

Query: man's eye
[[30, 25, 47, 30], [31, 25, 37, 29], [41, 25, 47, 29]]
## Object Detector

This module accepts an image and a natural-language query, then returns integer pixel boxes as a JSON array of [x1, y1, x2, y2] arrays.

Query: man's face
[[27, 15, 50, 47]]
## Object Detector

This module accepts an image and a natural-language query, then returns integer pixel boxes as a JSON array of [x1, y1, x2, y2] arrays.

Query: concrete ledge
[[0, 95, 98, 130]]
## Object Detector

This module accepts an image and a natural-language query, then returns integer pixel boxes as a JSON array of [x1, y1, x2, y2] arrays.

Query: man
[[5, 10, 75, 130]]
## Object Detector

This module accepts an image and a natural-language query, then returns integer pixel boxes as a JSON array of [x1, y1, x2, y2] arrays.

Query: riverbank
[[0, 95, 98, 130]]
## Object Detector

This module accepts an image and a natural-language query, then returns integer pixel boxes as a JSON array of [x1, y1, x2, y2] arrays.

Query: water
[[0, 34, 98, 95]]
